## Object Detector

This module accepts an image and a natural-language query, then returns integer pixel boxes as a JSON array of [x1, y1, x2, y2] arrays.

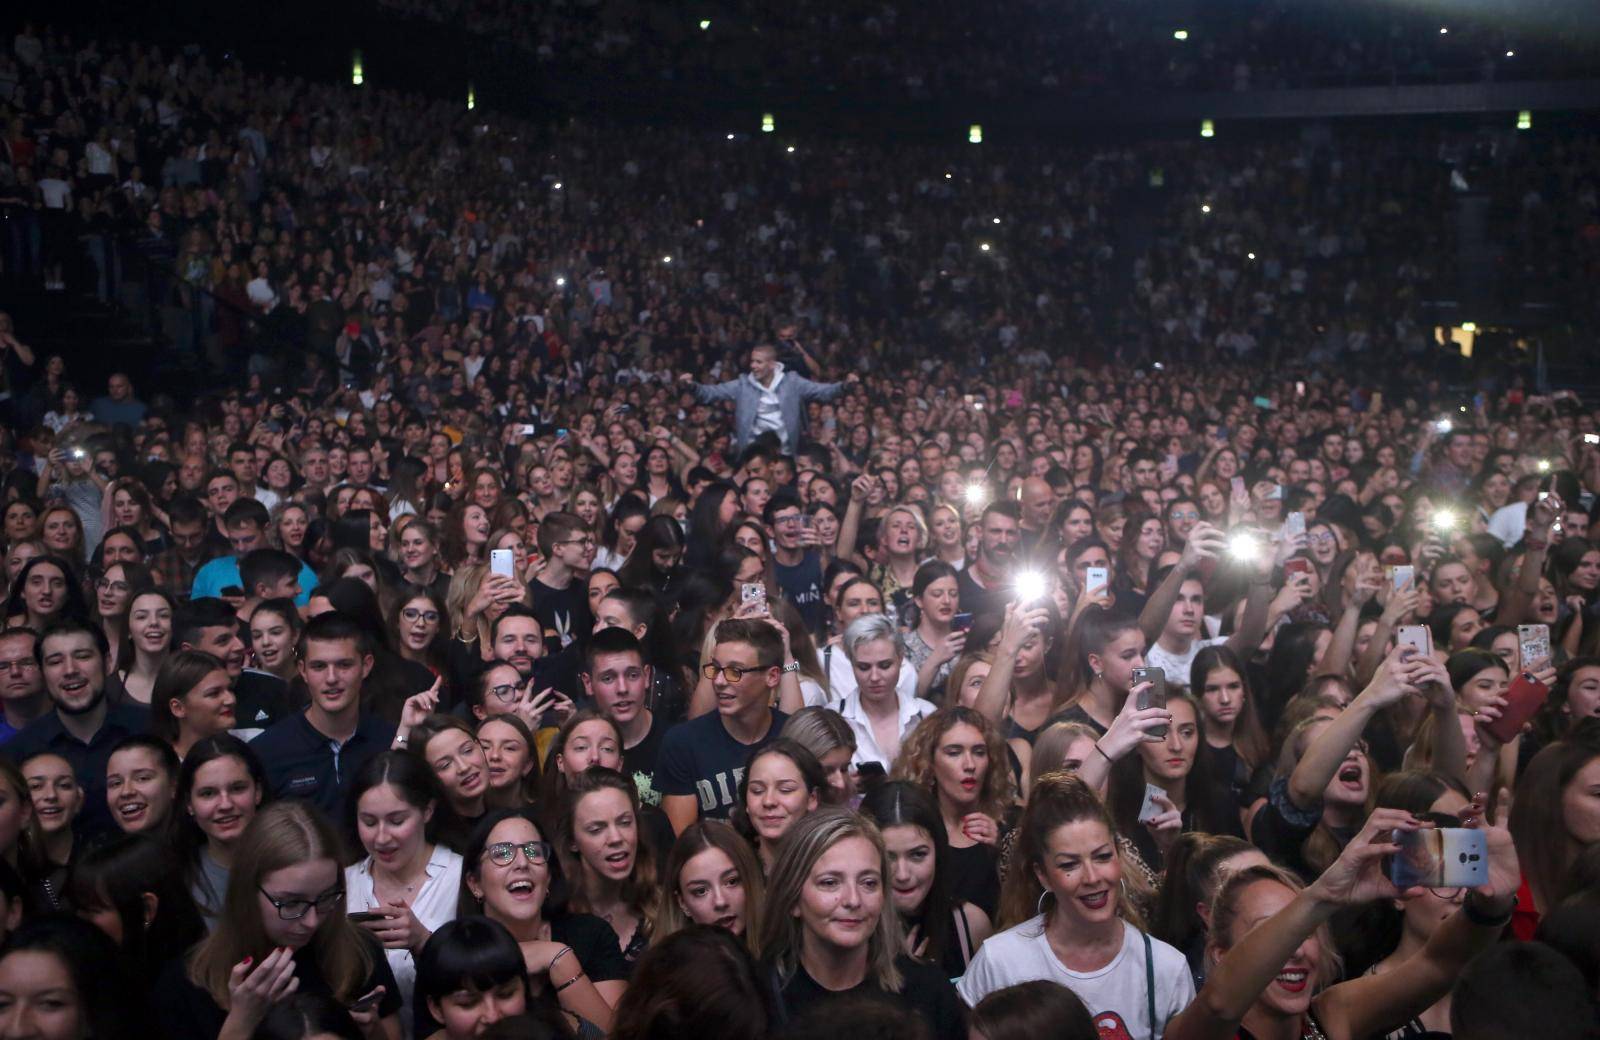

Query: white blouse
[[345, 844, 464, 1035]]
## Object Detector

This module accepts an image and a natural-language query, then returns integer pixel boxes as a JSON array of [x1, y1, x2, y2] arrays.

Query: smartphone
[[1284, 512, 1306, 539], [1252, 395, 1273, 409], [556, 428, 569, 441], [741, 582, 768, 613], [801, 514, 814, 529], [1397, 624, 1432, 659], [1586, 434, 1600, 445], [1131, 666, 1168, 740], [490, 549, 516, 578], [1295, 380, 1306, 397], [1482, 672, 1550, 745], [1517, 624, 1550, 668], [348, 989, 384, 1012], [515, 423, 537, 437], [951, 612, 974, 632], [1284, 558, 1314, 581], [1266, 484, 1285, 501], [1388, 828, 1489, 890], [1138, 783, 1167, 824], [347, 911, 388, 924], [1389, 564, 1415, 592], [1084, 566, 1109, 596], [70, 447, 88, 460]]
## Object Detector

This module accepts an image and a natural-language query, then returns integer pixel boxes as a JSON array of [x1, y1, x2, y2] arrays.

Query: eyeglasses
[[402, 607, 441, 624], [485, 840, 553, 867], [1167, 511, 1199, 521], [1308, 531, 1337, 543], [0, 659, 37, 673], [258, 885, 345, 920], [702, 662, 775, 683], [95, 579, 130, 593], [487, 683, 522, 703], [557, 537, 595, 548]]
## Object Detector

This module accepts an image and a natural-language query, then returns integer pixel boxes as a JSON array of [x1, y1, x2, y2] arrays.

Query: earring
[[1036, 890, 1051, 917]]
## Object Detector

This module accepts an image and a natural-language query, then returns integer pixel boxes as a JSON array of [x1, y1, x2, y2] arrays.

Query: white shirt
[[831, 685, 936, 771], [751, 366, 786, 439], [1488, 501, 1529, 549], [345, 845, 463, 1030], [1144, 636, 1226, 690], [957, 917, 1194, 1039]]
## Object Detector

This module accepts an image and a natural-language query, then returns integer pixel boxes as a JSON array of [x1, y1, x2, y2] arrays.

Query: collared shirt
[[5, 702, 151, 834], [346, 844, 463, 1025], [250, 710, 396, 818], [831, 685, 936, 771], [151, 547, 212, 605]]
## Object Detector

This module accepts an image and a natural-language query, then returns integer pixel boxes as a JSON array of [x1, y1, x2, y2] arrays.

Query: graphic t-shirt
[[957, 917, 1194, 1040], [622, 712, 668, 807], [655, 707, 788, 819], [529, 577, 591, 651], [774, 550, 826, 635]]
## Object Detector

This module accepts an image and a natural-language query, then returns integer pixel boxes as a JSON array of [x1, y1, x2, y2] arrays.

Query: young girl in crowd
[[738, 739, 826, 871], [177, 736, 267, 930], [556, 768, 659, 963], [149, 650, 237, 759], [656, 819, 766, 954]]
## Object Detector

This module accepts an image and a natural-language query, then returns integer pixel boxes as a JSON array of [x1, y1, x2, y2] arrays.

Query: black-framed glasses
[[258, 885, 345, 920], [702, 662, 774, 683], [485, 840, 553, 867], [402, 607, 441, 624], [487, 682, 521, 703], [557, 537, 596, 548]]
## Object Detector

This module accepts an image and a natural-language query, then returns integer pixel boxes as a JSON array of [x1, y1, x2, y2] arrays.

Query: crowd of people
[[375, 0, 1600, 101], [0, 17, 1598, 1040]]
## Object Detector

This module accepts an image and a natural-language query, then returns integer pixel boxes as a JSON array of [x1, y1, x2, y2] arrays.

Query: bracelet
[[1093, 743, 1113, 764], [553, 969, 587, 994], [1463, 893, 1516, 928], [1525, 538, 1548, 552], [782, 660, 801, 674], [547, 945, 575, 976]]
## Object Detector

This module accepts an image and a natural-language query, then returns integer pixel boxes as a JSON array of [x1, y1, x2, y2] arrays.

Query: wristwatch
[[782, 661, 801, 674]]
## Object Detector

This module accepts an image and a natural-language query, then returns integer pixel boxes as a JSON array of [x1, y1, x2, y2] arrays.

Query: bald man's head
[[750, 344, 778, 384], [1020, 476, 1053, 529]]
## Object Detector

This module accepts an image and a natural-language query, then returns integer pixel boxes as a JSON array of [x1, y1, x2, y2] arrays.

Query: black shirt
[[529, 576, 592, 654], [655, 708, 788, 821], [249, 710, 396, 818], [956, 566, 1009, 623], [155, 933, 402, 1040], [233, 670, 291, 734], [621, 711, 668, 808], [943, 841, 1001, 921], [5, 701, 151, 834], [774, 550, 826, 636], [772, 954, 963, 1040]]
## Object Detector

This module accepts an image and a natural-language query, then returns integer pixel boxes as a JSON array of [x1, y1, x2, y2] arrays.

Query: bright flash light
[[992, 217, 1001, 224], [662, 255, 673, 263], [1200, 119, 1214, 138], [1228, 534, 1261, 562], [944, 172, 952, 179], [1440, 26, 1449, 34], [1506, 50, 1515, 57], [1201, 203, 1211, 213], [1537, 459, 1551, 473], [963, 483, 987, 507], [699, 19, 710, 29], [1431, 509, 1458, 533], [1247, 252, 1256, 260], [1015, 571, 1048, 603], [1174, 29, 1189, 40], [1461, 321, 1476, 332], [1435, 418, 1452, 434], [980, 243, 991, 252], [553, 181, 563, 190], [726, 133, 735, 140], [786, 146, 795, 153], [555, 276, 566, 286]]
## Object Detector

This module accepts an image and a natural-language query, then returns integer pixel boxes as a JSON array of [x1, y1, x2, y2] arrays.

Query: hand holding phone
[[1397, 625, 1432, 660], [1481, 672, 1549, 745], [490, 548, 516, 578], [1387, 827, 1488, 890], [1131, 667, 1168, 740], [741, 582, 768, 615]]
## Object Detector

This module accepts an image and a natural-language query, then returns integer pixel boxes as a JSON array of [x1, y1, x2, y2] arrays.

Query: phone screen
[[1132, 667, 1168, 740]]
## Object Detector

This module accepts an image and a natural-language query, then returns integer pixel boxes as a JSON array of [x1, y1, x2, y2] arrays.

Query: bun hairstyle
[[998, 771, 1145, 931]]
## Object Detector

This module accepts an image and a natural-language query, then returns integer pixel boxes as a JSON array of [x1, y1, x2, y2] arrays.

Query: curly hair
[[892, 705, 1015, 818]]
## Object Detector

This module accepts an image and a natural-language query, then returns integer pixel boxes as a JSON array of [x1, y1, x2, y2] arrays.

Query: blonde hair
[[759, 807, 903, 993], [187, 802, 372, 1005], [1206, 864, 1342, 990]]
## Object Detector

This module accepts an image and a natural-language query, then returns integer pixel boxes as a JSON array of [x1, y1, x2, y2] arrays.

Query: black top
[[155, 935, 402, 1040], [233, 670, 291, 731], [411, 911, 630, 1037], [5, 701, 150, 834], [621, 711, 668, 808], [248, 710, 397, 818], [655, 707, 788, 821], [943, 841, 1001, 920], [772, 953, 964, 1040]]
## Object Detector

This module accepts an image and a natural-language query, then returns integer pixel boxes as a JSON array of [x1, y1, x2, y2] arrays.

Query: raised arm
[[1495, 492, 1559, 625], [834, 472, 875, 567], [1167, 810, 1424, 1040], [1139, 522, 1226, 646], [1287, 648, 1417, 809], [971, 602, 1051, 726]]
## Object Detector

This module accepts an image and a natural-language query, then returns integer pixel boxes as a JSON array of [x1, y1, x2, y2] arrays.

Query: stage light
[[762, 113, 775, 133], [352, 51, 364, 86], [1173, 29, 1189, 40], [1200, 119, 1214, 138], [466, 84, 475, 110], [1517, 110, 1532, 131], [699, 19, 710, 30], [969, 124, 983, 144]]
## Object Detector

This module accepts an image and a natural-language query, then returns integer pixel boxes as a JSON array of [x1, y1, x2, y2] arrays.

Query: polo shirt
[[191, 554, 319, 607], [5, 701, 151, 834], [249, 710, 396, 818]]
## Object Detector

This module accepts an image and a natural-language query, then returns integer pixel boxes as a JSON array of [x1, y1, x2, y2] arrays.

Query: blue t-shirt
[[655, 708, 788, 820], [191, 555, 318, 607], [774, 550, 826, 636]]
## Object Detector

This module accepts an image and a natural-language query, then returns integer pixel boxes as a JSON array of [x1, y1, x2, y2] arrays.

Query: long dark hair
[[174, 735, 269, 913], [1190, 644, 1270, 769], [857, 781, 959, 969], [609, 926, 774, 1039], [458, 807, 570, 919], [65, 832, 206, 988], [1106, 692, 1233, 852], [344, 749, 449, 856], [3, 554, 89, 624]]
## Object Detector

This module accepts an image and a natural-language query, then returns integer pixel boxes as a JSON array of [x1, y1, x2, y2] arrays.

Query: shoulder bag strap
[[1143, 928, 1157, 1040]]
